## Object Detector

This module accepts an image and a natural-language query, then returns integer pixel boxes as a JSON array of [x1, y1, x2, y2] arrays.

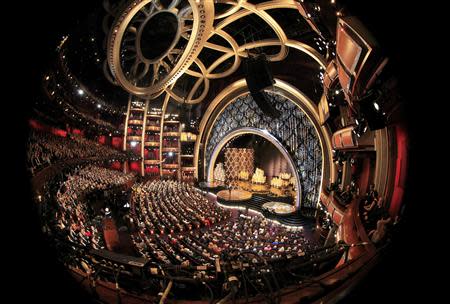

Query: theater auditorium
[[23, 0, 418, 303]]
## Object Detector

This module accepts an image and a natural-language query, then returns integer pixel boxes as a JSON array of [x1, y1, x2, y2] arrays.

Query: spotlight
[[352, 119, 368, 138], [168, 151, 174, 157], [97, 104, 102, 109], [373, 102, 380, 111], [358, 90, 386, 130], [130, 141, 137, 147], [77, 89, 84, 95]]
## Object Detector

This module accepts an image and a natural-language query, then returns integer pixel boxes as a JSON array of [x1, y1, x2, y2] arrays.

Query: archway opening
[[208, 128, 302, 209]]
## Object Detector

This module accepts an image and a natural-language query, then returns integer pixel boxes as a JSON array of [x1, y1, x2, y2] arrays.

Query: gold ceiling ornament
[[107, 0, 326, 103], [107, 0, 215, 98]]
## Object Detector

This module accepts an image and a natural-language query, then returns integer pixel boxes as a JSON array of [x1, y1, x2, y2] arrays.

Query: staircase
[[217, 192, 315, 228]]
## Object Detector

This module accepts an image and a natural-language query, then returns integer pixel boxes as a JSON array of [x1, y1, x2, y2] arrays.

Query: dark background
[[9, 0, 430, 302]]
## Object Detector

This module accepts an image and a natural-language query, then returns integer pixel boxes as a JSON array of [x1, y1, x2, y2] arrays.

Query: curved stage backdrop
[[205, 91, 322, 209]]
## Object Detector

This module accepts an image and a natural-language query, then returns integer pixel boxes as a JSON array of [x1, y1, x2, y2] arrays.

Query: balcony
[[127, 136, 141, 141], [181, 167, 195, 171], [145, 141, 159, 147], [163, 164, 179, 169], [161, 169, 177, 175], [145, 126, 160, 131], [162, 147, 179, 152], [144, 160, 160, 165], [163, 132, 179, 137], [128, 119, 144, 125]]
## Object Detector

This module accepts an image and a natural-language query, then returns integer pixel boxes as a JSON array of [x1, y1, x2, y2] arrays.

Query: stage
[[213, 190, 313, 228], [262, 201, 296, 215], [216, 189, 253, 202]]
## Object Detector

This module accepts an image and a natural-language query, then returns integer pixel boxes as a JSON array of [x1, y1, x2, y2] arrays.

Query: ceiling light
[[77, 89, 84, 95], [373, 102, 380, 111]]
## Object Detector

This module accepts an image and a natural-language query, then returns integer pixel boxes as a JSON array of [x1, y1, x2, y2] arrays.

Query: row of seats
[[27, 130, 136, 174], [130, 181, 319, 266], [51, 165, 135, 250]]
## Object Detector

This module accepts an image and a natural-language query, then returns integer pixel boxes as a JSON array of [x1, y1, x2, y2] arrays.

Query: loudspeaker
[[244, 54, 281, 118], [245, 54, 274, 92], [251, 91, 281, 118]]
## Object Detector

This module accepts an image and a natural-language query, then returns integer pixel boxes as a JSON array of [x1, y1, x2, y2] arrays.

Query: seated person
[[365, 197, 388, 229], [368, 215, 392, 244], [364, 184, 379, 205], [340, 185, 353, 204]]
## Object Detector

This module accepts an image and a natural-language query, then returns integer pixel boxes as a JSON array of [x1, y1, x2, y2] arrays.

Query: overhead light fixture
[[373, 102, 380, 111]]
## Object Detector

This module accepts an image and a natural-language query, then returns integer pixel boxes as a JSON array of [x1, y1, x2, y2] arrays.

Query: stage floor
[[262, 201, 296, 215], [213, 190, 314, 228], [216, 189, 253, 202]]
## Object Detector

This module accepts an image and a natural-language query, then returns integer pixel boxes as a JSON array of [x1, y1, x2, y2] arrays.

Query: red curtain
[[389, 124, 408, 217], [111, 161, 122, 170], [98, 135, 106, 145], [29, 119, 67, 137], [130, 161, 140, 172], [145, 166, 159, 174], [71, 128, 83, 136], [112, 137, 123, 149]]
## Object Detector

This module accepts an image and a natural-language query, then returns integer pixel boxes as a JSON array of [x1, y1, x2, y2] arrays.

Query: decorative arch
[[196, 79, 335, 209], [207, 127, 303, 208]]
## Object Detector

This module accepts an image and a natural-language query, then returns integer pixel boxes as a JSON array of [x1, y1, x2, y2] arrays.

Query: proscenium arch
[[207, 127, 303, 209], [204, 92, 322, 208], [194, 78, 336, 206]]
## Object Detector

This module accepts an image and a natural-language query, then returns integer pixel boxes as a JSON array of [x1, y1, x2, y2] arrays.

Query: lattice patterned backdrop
[[205, 91, 322, 208], [224, 148, 254, 181]]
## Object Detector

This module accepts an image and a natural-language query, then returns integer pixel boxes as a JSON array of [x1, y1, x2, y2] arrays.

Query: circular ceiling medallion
[[107, 0, 214, 97]]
